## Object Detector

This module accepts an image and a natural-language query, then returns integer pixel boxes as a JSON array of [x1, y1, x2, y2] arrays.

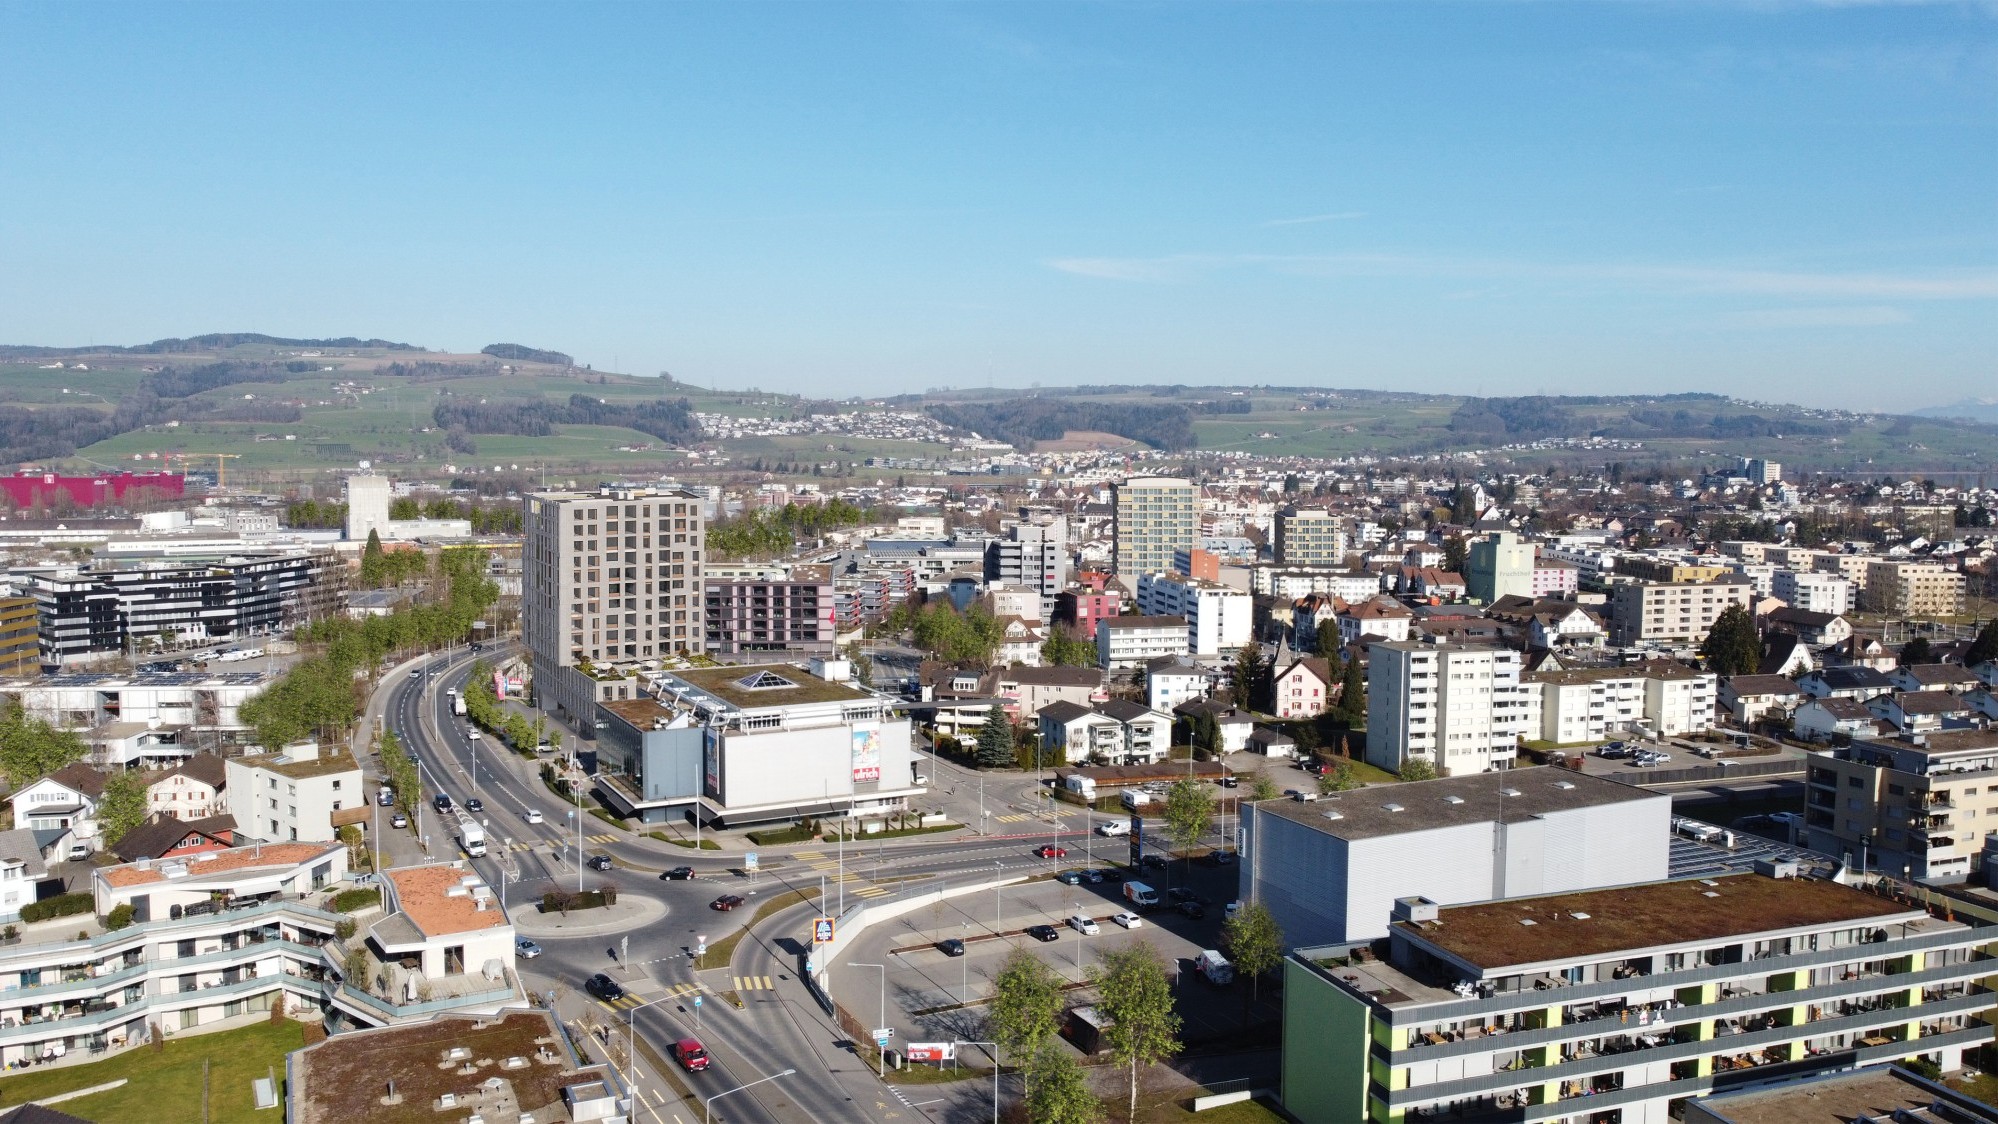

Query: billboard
[[704, 725, 722, 798], [850, 723, 882, 783]]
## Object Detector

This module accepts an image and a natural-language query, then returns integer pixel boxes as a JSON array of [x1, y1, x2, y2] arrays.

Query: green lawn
[[0, 1018, 305, 1124]]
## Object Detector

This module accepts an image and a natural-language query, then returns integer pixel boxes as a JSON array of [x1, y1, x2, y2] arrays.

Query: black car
[[1095, 867, 1125, 883], [1026, 924, 1060, 943], [1167, 886, 1197, 903], [587, 854, 614, 872], [1216, 775, 1239, 788], [1175, 901, 1206, 920], [433, 794, 453, 812], [584, 973, 625, 1002], [661, 866, 697, 881], [1140, 854, 1167, 870], [465, 797, 484, 813], [938, 938, 966, 957]]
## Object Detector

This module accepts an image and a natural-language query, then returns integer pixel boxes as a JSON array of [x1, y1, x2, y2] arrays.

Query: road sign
[[693, 994, 703, 1008], [745, 852, 759, 872], [872, 1028, 892, 1046], [903, 1043, 954, 1063], [813, 916, 835, 944]]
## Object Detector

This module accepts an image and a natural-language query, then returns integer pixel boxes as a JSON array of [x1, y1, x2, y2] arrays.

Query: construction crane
[[163, 452, 244, 488]]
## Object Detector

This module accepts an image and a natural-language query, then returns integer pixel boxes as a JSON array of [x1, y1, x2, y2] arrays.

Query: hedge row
[[21, 892, 93, 924]]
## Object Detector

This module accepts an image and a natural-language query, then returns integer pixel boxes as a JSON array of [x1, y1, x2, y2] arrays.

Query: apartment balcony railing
[[1382, 989, 1991, 1108]]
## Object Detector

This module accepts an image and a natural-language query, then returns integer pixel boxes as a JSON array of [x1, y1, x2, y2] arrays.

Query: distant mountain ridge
[[0, 333, 421, 358], [1914, 399, 1998, 424]]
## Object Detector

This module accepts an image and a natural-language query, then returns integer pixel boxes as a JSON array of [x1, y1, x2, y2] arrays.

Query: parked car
[[584, 973, 625, 1002], [1056, 870, 1083, 886], [662, 866, 698, 881], [1175, 901, 1207, 920], [391, 812, 409, 828], [1111, 911, 1143, 929], [1035, 845, 1068, 858], [1216, 775, 1238, 788], [1210, 850, 1236, 866], [1067, 915, 1100, 935], [938, 938, 966, 957], [1026, 924, 1060, 943], [1082, 869, 1104, 884], [1139, 854, 1167, 870], [465, 797, 483, 813], [65, 844, 89, 863], [1225, 901, 1243, 921], [710, 895, 745, 911], [515, 938, 543, 959], [587, 854, 614, 871], [1095, 867, 1125, 883], [1167, 887, 1197, 903], [671, 1038, 711, 1072]]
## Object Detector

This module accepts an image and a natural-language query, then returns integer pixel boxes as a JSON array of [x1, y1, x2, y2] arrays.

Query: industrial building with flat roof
[[1239, 768, 1670, 948]]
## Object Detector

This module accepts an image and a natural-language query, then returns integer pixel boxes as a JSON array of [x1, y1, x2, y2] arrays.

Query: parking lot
[[828, 853, 1259, 1053]]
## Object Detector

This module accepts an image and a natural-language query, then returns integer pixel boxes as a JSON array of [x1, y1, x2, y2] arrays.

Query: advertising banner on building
[[850, 723, 882, 783], [704, 725, 722, 797]]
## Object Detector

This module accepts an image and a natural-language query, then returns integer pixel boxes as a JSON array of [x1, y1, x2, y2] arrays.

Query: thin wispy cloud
[[1719, 305, 1912, 328], [1262, 211, 1367, 227], [1045, 250, 1998, 300]]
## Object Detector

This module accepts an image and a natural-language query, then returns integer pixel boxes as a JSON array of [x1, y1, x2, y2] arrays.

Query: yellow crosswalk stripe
[[791, 850, 826, 860], [665, 982, 703, 997], [853, 885, 890, 898], [587, 833, 618, 844], [995, 813, 1032, 823], [731, 975, 774, 991]]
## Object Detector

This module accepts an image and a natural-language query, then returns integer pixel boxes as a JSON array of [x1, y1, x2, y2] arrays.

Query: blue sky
[[1, 2, 1992, 410]]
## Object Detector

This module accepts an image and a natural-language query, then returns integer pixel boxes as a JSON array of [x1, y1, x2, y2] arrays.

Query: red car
[[710, 894, 746, 911], [1035, 845, 1068, 858], [672, 1037, 711, 1072]]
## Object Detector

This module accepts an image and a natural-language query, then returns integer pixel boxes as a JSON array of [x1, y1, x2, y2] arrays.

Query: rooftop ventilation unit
[[1554, 781, 1576, 790], [1500, 788, 1521, 797], [1382, 803, 1404, 813], [1322, 810, 1344, 821], [1570, 912, 1591, 920], [1518, 918, 1537, 926], [1442, 795, 1465, 805]]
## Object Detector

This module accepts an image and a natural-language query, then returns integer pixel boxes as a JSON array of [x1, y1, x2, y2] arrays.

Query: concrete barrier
[[1191, 1090, 1255, 1111], [806, 873, 1032, 992]]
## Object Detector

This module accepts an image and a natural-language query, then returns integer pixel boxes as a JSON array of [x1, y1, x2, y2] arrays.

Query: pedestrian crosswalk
[[595, 980, 708, 1012], [994, 812, 1034, 823], [732, 975, 774, 991], [852, 884, 890, 899], [599, 992, 647, 1011], [586, 832, 619, 844], [661, 981, 704, 999], [790, 850, 827, 861]]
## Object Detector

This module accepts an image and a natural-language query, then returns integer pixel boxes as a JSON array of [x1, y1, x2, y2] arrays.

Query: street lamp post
[[625, 995, 674, 1080], [853, 962, 888, 1077], [953, 1040, 1001, 1124], [993, 860, 1003, 936], [705, 1067, 796, 1124]]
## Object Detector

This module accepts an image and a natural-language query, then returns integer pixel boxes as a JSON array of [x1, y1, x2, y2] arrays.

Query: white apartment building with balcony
[[1364, 639, 1532, 777], [1772, 569, 1853, 616], [1279, 871, 1993, 1124], [1095, 615, 1191, 670], [1525, 662, 1717, 745], [1135, 572, 1252, 657]]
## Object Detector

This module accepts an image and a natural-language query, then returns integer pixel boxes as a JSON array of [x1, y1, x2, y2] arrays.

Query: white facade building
[[225, 744, 365, 844], [1096, 615, 1191, 670], [1364, 639, 1532, 777], [1773, 568, 1854, 615], [1136, 572, 1252, 657]]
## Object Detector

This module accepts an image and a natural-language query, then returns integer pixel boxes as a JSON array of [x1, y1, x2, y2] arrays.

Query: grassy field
[[0, 1018, 305, 1124]]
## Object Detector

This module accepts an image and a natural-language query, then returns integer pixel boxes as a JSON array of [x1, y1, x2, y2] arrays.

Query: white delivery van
[[1196, 949, 1235, 985], [1097, 819, 1131, 837], [1123, 881, 1159, 909]]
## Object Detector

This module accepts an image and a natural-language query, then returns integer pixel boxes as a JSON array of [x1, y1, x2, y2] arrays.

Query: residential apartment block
[[1608, 578, 1754, 647], [1280, 871, 1991, 1124], [985, 517, 1069, 620], [1803, 730, 1998, 882], [1112, 477, 1196, 579], [1274, 507, 1347, 568], [1095, 615, 1191, 670], [1861, 561, 1966, 618], [1037, 699, 1171, 766], [522, 484, 705, 729], [1364, 639, 1532, 777], [702, 563, 834, 658], [224, 744, 365, 844], [1772, 569, 1853, 615], [1526, 662, 1717, 744], [1135, 572, 1252, 657], [0, 596, 37, 678], [1251, 567, 1381, 604]]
